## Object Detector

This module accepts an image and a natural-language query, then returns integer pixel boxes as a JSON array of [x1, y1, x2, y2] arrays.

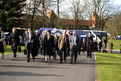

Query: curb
[[94, 53, 99, 81]]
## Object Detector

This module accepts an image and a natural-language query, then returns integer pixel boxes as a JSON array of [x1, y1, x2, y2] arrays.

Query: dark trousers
[[87, 46, 92, 58], [12, 46, 17, 58], [59, 45, 67, 62], [70, 45, 78, 63], [26, 43, 35, 62]]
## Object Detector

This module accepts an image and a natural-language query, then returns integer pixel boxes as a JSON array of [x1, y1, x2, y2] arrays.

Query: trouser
[[59, 45, 67, 62], [26, 43, 35, 61], [12, 46, 17, 57], [36, 43, 40, 55], [87, 46, 92, 58], [70, 45, 78, 63]]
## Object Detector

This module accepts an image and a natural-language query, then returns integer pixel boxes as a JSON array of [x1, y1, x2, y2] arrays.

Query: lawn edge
[[94, 53, 99, 81]]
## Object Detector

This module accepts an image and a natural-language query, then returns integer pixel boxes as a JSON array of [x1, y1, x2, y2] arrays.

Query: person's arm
[[0, 32, 6, 41], [58, 35, 62, 49]]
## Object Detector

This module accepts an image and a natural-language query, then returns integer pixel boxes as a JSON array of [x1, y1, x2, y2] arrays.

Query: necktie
[[64, 36, 65, 43], [29, 34, 31, 42]]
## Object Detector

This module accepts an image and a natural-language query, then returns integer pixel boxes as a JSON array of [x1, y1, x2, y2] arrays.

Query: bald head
[[67, 30, 70, 34], [12, 28, 16, 32], [28, 29, 32, 34], [63, 30, 66, 35], [88, 32, 91, 36], [73, 31, 76, 36]]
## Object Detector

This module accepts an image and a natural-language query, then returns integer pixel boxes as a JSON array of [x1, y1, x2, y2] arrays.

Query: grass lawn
[[108, 40, 121, 50], [0, 45, 24, 55], [96, 52, 121, 81]]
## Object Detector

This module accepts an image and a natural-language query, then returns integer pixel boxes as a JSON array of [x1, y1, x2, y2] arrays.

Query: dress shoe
[[70, 62, 73, 64], [64, 60, 66, 63], [59, 61, 62, 63], [27, 60, 30, 62], [1, 57, 4, 59], [74, 61, 77, 64]]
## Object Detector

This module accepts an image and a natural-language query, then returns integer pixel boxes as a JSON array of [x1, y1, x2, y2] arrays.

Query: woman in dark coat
[[44, 30, 54, 62], [0, 27, 7, 59]]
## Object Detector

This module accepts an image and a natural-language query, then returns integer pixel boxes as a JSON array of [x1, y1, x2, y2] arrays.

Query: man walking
[[25, 29, 36, 62], [58, 30, 69, 63], [85, 32, 93, 58], [70, 31, 80, 64], [10, 28, 20, 58]]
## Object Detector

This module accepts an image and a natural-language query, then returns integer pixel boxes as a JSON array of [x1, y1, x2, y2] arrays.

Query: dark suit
[[78, 37, 83, 55], [58, 34, 69, 62], [10, 32, 20, 58], [23, 32, 28, 49], [70, 35, 80, 63], [25, 33, 36, 62], [54, 36, 59, 52], [35, 33, 40, 55], [85, 35, 93, 58]]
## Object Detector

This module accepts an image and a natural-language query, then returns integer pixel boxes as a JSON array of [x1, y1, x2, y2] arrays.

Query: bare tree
[[25, 0, 41, 30], [68, 0, 86, 30], [106, 6, 121, 39], [85, 0, 113, 30]]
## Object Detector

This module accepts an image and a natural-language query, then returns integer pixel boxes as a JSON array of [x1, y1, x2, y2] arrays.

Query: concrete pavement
[[0, 52, 95, 81]]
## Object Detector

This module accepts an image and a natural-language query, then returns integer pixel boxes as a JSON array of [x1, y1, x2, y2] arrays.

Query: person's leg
[[89, 47, 92, 58], [49, 55, 51, 62], [27, 50, 30, 62], [13, 49, 17, 58], [44, 49, 48, 62], [27, 43, 30, 62], [87, 46, 89, 58], [59, 49, 63, 63], [45, 55, 48, 62], [31, 53, 35, 60], [64, 49, 67, 62], [70, 47, 74, 63], [1, 52, 4, 59], [74, 47, 78, 63]]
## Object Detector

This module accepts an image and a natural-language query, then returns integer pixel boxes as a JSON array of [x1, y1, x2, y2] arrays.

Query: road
[[0, 52, 95, 81]]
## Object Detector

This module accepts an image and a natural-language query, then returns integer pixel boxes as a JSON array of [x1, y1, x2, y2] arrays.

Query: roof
[[47, 10, 57, 21], [59, 19, 93, 27]]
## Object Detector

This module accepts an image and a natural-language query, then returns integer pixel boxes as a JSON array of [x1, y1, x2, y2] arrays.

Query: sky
[[113, 0, 121, 5], [58, 0, 121, 19]]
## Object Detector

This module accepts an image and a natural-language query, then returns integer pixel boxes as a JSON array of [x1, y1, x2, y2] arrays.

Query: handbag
[[18, 46, 21, 52], [24, 49, 27, 55]]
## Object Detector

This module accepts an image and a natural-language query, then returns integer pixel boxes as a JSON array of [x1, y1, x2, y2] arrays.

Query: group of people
[[23, 28, 94, 64], [0, 27, 94, 64]]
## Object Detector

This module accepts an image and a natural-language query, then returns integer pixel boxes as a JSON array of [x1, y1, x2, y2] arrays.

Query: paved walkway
[[0, 52, 95, 81]]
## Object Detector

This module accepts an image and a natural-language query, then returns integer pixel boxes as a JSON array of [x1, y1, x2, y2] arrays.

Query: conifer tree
[[0, 0, 26, 31]]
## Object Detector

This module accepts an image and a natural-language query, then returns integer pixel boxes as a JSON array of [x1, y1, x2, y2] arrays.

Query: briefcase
[[24, 49, 27, 55], [18, 46, 21, 52]]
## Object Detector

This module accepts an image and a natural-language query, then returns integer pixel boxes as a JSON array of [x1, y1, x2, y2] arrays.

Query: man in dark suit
[[78, 35, 83, 55], [23, 29, 28, 50], [25, 29, 36, 62], [70, 31, 80, 64], [58, 30, 69, 63], [35, 30, 40, 55], [85, 32, 93, 58], [10, 28, 20, 58]]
